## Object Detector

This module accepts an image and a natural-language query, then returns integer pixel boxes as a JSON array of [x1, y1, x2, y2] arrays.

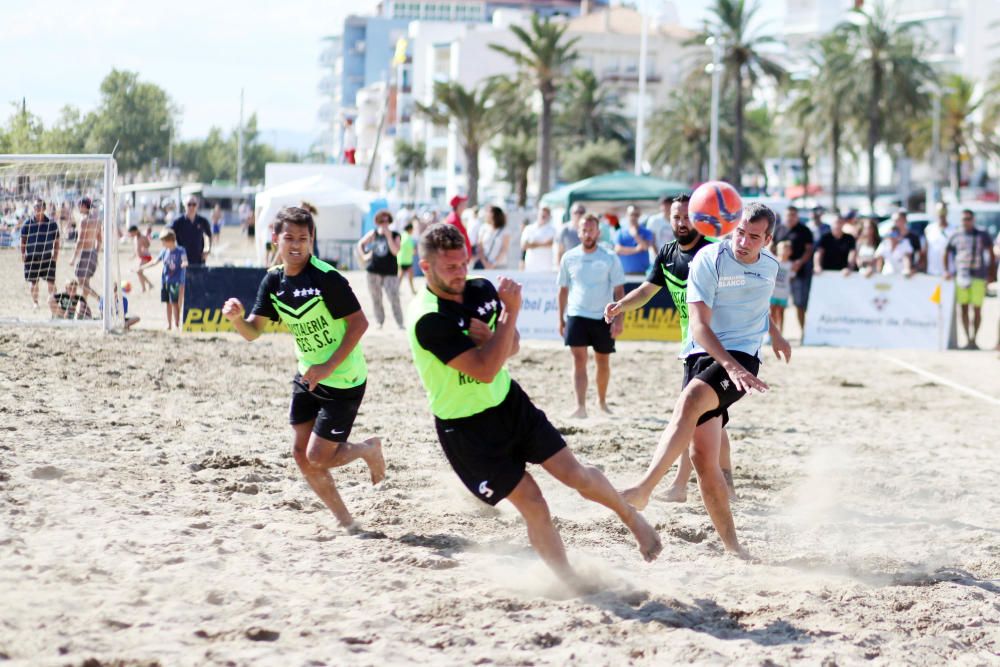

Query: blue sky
[[2, 0, 783, 151]]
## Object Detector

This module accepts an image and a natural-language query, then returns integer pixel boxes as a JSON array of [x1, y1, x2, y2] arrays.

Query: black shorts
[[564, 315, 615, 354], [683, 350, 761, 426], [161, 282, 181, 304], [24, 254, 56, 283], [790, 274, 812, 309], [434, 381, 566, 506], [289, 375, 366, 442], [399, 263, 412, 270]]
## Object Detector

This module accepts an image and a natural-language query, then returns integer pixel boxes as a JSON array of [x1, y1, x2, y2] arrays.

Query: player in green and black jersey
[[603, 194, 737, 503], [408, 223, 661, 590], [223, 206, 385, 531]]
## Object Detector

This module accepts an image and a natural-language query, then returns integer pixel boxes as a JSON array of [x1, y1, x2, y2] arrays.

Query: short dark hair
[[78, 197, 92, 210], [300, 200, 318, 216], [404, 222, 414, 232], [128, 224, 139, 233], [658, 195, 672, 205], [273, 206, 316, 237], [671, 194, 691, 205], [488, 205, 506, 230], [962, 209, 974, 218], [785, 205, 798, 213], [744, 202, 777, 236], [419, 222, 465, 258]]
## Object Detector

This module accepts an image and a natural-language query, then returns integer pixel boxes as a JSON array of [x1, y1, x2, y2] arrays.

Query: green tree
[[394, 138, 428, 200], [799, 35, 857, 209], [489, 75, 536, 208], [647, 88, 712, 183], [561, 139, 626, 182], [911, 74, 1000, 201], [490, 14, 579, 198], [84, 69, 175, 173], [0, 101, 45, 153], [837, 1, 934, 208], [415, 79, 505, 206], [556, 68, 631, 149], [695, 0, 786, 188], [41, 106, 93, 154]]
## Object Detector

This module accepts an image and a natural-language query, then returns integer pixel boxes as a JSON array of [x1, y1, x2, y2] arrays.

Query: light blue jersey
[[557, 244, 626, 320], [682, 239, 779, 359]]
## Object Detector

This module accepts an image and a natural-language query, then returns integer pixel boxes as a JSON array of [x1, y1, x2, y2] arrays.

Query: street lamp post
[[707, 34, 722, 181], [931, 87, 941, 206], [635, 0, 649, 175]]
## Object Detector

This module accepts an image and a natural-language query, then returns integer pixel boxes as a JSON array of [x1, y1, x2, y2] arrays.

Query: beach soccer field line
[[883, 355, 1000, 407]]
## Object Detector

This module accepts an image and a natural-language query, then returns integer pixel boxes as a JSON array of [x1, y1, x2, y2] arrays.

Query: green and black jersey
[[251, 255, 367, 390], [645, 237, 715, 342], [407, 277, 510, 420]]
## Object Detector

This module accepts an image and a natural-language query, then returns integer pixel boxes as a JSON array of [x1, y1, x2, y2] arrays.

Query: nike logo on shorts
[[330, 429, 345, 435], [277, 290, 286, 296], [478, 481, 494, 498]]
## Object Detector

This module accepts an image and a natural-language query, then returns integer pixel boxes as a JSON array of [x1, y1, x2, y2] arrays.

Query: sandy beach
[[1, 229, 999, 666]]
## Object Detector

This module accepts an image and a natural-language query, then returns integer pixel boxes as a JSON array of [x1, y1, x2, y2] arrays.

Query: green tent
[[539, 171, 689, 210]]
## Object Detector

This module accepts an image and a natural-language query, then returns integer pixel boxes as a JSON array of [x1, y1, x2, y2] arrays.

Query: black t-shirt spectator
[[775, 224, 814, 276], [365, 230, 401, 276], [169, 214, 212, 266], [21, 215, 59, 256], [817, 232, 856, 270]]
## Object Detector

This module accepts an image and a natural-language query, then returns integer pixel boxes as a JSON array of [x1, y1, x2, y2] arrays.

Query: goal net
[[0, 155, 124, 331]]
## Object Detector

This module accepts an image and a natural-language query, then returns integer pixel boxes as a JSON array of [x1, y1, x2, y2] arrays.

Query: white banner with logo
[[478, 270, 561, 340], [804, 274, 955, 350]]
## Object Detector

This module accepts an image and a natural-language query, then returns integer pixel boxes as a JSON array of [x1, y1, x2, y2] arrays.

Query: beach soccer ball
[[690, 181, 743, 237], [121, 280, 132, 294]]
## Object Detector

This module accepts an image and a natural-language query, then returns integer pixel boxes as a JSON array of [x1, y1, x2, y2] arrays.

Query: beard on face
[[675, 227, 700, 245]]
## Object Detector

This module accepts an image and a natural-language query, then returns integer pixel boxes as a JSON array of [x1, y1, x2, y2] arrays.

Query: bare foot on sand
[[364, 437, 386, 485], [569, 406, 587, 419], [661, 484, 687, 503], [621, 486, 649, 511], [727, 545, 756, 562], [624, 509, 662, 562], [599, 402, 613, 415]]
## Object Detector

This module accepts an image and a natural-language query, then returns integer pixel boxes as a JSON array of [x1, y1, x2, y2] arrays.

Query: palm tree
[[394, 139, 428, 200], [647, 88, 712, 183], [803, 34, 857, 210], [490, 75, 537, 207], [556, 68, 631, 148], [490, 14, 579, 198], [932, 74, 1000, 200], [786, 86, 817, 200], [695, 0, 786, 188], [414, 79, 505, 207], [837, 1, 934, 209]]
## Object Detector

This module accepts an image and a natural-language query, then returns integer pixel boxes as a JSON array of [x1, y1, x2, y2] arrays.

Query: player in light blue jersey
[[622, 202, 792, 558]]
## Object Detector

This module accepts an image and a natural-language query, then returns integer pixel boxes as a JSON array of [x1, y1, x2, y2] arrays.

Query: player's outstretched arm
[[690, 301, 769, 394], [222, 298, 269, 342], [448, 277, 522, 383], [605, 281, 660, 322], [769, 315, 792, 363]]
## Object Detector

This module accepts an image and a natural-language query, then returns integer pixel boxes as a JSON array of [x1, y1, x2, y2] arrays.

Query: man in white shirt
[[924, 202, 953, 277], [521, 206, 556, 272], [643, 196, 675, 254]]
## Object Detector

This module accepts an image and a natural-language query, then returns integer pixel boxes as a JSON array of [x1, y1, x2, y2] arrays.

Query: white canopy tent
[[254, 174, 378, 266]]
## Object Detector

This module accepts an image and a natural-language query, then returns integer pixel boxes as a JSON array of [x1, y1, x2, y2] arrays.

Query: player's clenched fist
[[495, 276, 522, 312], [222, 298, 245, 321]]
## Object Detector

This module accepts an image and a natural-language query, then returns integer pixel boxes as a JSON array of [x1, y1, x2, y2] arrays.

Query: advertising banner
[[183, 267, 285, 333], [803, 273, 955, 350]]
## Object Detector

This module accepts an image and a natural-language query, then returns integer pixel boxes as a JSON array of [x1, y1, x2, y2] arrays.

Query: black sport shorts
[[434, 381, 566, 506], [564, 315, 615, 354], [24, 254, 56, 283], [289, 375, 366, 442], [682, 350, 761, 427]]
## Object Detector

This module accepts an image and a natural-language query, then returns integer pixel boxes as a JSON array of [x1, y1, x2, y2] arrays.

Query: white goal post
[[0, 154, 122, 332]]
